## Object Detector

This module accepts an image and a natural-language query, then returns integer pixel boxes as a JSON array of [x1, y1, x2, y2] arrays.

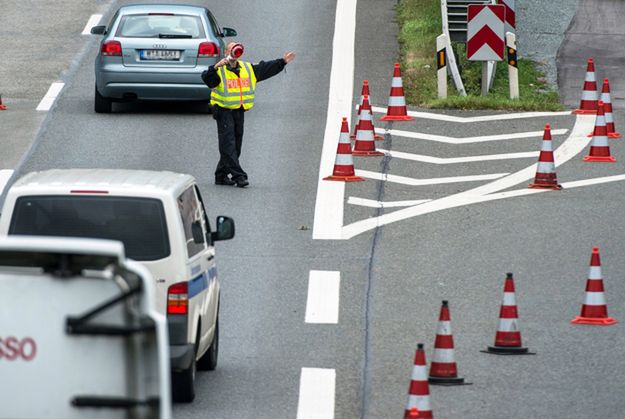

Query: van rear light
[[101, 40, 122, 56], [167, 282, 188, 315], [198, 42, 219, 58]]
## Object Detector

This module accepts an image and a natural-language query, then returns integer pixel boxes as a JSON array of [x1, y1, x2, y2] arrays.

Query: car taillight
[[101, 40, 122, 56], [198, 42, 219, 58], [167, 282, 188, 315]]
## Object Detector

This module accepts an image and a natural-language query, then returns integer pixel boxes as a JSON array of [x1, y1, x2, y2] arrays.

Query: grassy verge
[[396, 0, 564, 111]]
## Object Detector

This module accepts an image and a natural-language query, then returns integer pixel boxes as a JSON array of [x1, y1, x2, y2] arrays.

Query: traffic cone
[[601, 79, 621, 138], [404, 344, 433, 419], [429, 301, 469, 386], [528, 124, 562, 190], [352, 80, 384, 140], [483, 273, 535, 355], [573, 58, 598, 114], [353, 96, 384, 157], [0, 94, 7, 111], [380, 63, 414, 121], [407, 407, 420, 418], [571, 247, 617, 326], [323, 117, 365, 182], [584, 101, 616, 162]]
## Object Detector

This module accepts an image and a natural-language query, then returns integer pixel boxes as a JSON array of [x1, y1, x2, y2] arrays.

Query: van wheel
[[94, 85, 112, 113], [172, 352, 196, 403], [197, 316, 218, 371]]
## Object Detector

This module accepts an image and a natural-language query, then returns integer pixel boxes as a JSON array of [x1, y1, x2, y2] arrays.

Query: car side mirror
[[90, 25, 107, 35], [211, 216, 234, 241], [221, 27, 237, 37], [191, 221, 205, 244]]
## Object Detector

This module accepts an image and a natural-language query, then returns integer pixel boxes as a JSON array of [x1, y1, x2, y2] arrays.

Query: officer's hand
[[214, 58, 229, 69], [283, 51, 296, 64]]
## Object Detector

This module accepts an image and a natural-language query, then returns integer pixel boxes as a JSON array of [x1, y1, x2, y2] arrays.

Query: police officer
[[202, 42, 296, 187]]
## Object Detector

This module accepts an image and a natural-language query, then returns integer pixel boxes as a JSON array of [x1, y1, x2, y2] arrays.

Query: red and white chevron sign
[[467, 4, 505, 61], [498, 0, 515, 34]]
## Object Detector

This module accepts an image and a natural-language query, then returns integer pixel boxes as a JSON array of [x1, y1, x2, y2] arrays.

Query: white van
[[0, 236, 171, 418], [0, 169, 235, 403]]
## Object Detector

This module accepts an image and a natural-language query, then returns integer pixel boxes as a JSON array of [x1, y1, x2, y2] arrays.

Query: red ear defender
[[231, 43, 244, 58]]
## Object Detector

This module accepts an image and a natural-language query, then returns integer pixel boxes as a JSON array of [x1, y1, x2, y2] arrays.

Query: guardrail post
[[436, 34, 448, 99], [506, 32, 519, 99]]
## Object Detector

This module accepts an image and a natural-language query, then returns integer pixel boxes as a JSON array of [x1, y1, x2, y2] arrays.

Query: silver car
[[91, 4, 236, 113]]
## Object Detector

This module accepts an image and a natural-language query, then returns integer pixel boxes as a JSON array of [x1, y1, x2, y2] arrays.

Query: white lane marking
[[0, 170, 14, 196], [371, 106, 571, 123], [355, 169, 509, 185], [341, 115, 596, 239], [36, 82, 65, 111], [375, 127, 568, 144], [312, 0, 357, 240], [348, 197, 432, 208], [81, 14, 102, 35], [379, 149, 538, 164], [297, 368, 336, 419], [305, 271, 340, 324]]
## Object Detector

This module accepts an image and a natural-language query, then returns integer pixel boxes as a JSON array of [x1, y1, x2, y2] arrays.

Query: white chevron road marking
[[374, 128, 568, 144], [378, 149, 538, 164], [370, 106, 572, 123], [355, 169, 508, 185], [347, 197, 432, 208]]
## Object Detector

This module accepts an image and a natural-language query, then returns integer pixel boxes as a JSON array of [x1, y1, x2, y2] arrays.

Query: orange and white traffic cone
[[0, 94, 7, 111], [352, 81, 384, 140], [324, 117, 364, 182], [529, 124, 562, 190], [407, 407, 420, 418], [601, 79, 621, 138], [381, 63, 414, 121], [571, 247, 617, 326], [429, 301, 468, 386], [483, 273, 535, 355], [574, 58, 598, 114], [353, 96, 384, 157], [404, 343, 433, 419], [584, 101, 616, 162]]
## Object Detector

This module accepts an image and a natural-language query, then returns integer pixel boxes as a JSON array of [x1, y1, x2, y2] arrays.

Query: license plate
[[140, 49, 181, 60]]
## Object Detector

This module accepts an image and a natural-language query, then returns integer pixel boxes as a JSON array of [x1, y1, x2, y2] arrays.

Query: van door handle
[[206, 255, 214, 261]]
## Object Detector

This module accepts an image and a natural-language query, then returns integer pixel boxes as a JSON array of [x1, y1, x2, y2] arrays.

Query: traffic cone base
[[380, 114, 414, 121], [608, 132, 622, 139], [352, 150, 385, 157], [323, 174, 364, 182], [0, 95, 7, 110], [571, 316, 617, 326], [428, 375, 466, 385], [528, 182, 562, 190], [482, 345, 536, 355], [583, 155, 616, 162]]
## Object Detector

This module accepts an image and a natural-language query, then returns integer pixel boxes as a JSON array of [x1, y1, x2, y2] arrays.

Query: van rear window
[[8, 196, 170, 261]]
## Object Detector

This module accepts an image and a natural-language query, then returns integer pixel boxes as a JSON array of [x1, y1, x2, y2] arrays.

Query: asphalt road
[[3, 0, 625, 418]]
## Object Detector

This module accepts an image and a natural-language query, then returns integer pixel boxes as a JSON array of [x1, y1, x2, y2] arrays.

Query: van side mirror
[[191, 221, 204, 244], [221, 27, 237, 37], [90, 25, 107, 35], [211, 216, 234, 241]]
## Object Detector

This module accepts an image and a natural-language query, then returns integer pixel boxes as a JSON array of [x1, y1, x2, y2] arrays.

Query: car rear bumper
[[169, 343, 195, 372]]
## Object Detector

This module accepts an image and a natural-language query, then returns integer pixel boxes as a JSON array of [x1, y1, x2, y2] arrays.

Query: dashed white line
[[82, 14, 103, 35], [297, 368, 336, 419], [305, 271, 340, 324], [355, 169, 509, 185], [375, 127, 569, 144], [378, 149, 538, 164], [0, 170, 14, 196], [36, 82, 65, 111], [347, 197, 432, 208], [371, 106, 572, 123]]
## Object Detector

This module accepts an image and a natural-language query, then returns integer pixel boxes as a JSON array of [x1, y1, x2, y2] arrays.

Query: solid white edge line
[[376, 128, 569, 144], [305, 271, 340, 324], [82, 14, 103, 35], [36, 82, 65, 111], [370, 105, 572, 123], [312, 0, 357, 240], [297, 368, 336, 419], [347, 197, 432, 208], [355, 169, 509, 185], [0, 170, 14, 196]]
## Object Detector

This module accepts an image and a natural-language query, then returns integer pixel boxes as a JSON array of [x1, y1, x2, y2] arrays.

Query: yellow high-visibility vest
[[210, 61, 257, 110]]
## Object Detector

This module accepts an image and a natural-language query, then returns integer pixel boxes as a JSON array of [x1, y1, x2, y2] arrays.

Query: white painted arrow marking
[[375, 128, 568, 144], [378, 149, 538, 164], [355, 169, 509, 185]]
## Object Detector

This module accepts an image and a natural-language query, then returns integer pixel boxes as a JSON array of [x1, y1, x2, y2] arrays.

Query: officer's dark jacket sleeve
[[252, 59, 287, 82], [201, 66, 221, 88]]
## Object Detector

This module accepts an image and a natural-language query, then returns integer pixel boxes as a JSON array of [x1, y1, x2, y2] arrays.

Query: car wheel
[[94, 85, 112, 113], [172, 349, 196, 403], [197, 316, 218, 371]]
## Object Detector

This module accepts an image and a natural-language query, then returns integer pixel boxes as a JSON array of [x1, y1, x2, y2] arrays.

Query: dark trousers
[[214, 106, 247, 181]]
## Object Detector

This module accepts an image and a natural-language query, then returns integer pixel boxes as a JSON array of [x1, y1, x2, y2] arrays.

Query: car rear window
[[8, 196, 170, 261], [116, 14, 205, 38]]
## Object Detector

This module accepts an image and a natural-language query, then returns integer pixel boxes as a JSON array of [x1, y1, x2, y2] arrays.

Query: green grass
[[396, 0, 564, 111]]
